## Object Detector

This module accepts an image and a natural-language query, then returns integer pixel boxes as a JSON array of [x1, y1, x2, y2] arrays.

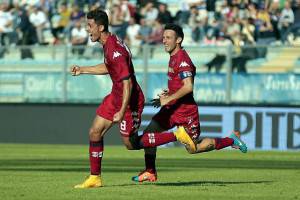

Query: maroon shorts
[[152, 106, 201, 140], [96, 93, 144, 137]]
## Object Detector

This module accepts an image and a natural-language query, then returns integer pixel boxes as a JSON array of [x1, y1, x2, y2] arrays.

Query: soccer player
[[70, 9, 145, 188], [131, 24, 248, 182]]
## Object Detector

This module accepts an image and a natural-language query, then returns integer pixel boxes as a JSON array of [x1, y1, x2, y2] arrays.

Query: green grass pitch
[[0, 143, 299, 200]]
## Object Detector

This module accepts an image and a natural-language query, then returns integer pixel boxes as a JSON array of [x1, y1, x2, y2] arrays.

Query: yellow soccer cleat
[[74, 175, 103, 188], [174, 126, 196, 152]]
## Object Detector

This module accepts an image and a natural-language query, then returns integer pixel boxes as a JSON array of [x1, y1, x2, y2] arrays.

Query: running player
[[71, 9, 145, 188], [131, 23, 247, 182]]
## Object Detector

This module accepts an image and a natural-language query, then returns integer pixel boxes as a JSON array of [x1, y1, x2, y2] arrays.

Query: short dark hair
[[87, 9, 109, 32], [164, 23, 184, 41]]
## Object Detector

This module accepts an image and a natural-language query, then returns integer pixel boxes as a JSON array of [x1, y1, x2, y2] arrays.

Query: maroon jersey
[[167, 48, 197, 113], [102, 34, 143, 108], [152, 49, 200, 138], [97, 34, 144, 133]]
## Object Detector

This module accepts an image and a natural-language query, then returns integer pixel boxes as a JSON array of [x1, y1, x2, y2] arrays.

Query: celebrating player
[[131, 24, 248, 182], [71, 9, 145, 188]]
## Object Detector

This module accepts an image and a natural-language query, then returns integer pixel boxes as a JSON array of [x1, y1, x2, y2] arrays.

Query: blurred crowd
[[0, 0, 299, 60]]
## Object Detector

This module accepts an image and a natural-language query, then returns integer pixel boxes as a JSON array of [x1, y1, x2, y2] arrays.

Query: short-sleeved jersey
[[152, 48, 200, 138], [103, 34, 144, 109], [167, 48, 197, 114]]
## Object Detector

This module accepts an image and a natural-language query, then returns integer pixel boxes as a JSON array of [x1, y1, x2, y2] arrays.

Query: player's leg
[[174, 111, 247, 153], [194, 131, 247, 153], [121, 132, 140, 150], [138, 108, 177, 148], [173, 110, 200, 153], [88, 115, 113, 175], [75, 94, 115, 188], [74, 115, 113, 188], [132, 120, 169, 182], [119, 109, 143, 150]]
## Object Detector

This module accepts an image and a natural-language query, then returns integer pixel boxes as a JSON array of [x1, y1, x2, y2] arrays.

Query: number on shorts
[[120, 120, 127, 131]]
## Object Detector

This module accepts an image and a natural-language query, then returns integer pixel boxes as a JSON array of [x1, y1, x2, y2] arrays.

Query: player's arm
[[113, 77, 133, 123], [160, 77, 193, 106], [70, 63, 109, 76]]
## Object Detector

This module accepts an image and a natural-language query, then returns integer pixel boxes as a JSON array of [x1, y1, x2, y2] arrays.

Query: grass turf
[[0, 143, 299, 200]]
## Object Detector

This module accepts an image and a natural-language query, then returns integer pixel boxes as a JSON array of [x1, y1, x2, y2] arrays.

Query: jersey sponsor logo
[[179, 61, 190, 68], [113, 51, 122, 59]]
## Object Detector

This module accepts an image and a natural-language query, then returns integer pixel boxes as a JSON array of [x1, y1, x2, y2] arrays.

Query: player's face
[[86, 19, 102, 42], [163, 30, 180, 54]]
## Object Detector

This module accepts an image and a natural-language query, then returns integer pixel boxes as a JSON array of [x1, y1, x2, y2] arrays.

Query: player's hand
[[159, 96, 170, 107], [150, 98, 161, 108], [113, 111, 124, 123], [158, 89, 169, 97], [70, 65, 81, 76]]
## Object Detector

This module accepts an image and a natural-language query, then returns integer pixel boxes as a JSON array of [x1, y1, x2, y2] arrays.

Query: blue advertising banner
[[231, 74, 300, 103], [1, 72, 300, 104]]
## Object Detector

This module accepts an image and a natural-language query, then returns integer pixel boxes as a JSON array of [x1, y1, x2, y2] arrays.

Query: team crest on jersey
[[179, 61, 189, 68], [113, 51, 122, 59]]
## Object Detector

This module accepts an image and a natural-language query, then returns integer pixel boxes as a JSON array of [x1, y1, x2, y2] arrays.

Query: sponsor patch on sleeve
[[179, 71, 193, 79]]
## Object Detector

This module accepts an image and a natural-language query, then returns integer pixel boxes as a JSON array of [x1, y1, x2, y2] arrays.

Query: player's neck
[[99, 32, 111, 45], [170, 46, 181, 56]]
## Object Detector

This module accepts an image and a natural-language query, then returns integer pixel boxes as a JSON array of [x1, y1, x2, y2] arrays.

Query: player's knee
[[128, 134, 142, 150], [89, 128, 102, 140]]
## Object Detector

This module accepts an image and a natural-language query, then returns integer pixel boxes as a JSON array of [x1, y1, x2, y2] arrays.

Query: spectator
[[269, 0, 281, 40], [255, 4, 275, 57], [29, 5, 49, 44], [18, 7, 37, 59], [140, 2, 158, 26], [70, 4, 85, 22], [0, 2, 13, 58], [175, 0, 191, 25], [70, 20, 88, 58], [119, 0, 131, 40], [109, 3, 124, 39], [136, 17, 152, 56], [157, 3, 173, 24], [188, 5, 207, 42], [125, 16, 141, 57], [66, 4, 85, 40], [278, 1, 294, 43], [245, 3, 257, 20], [10, 2, 21, 45], [146, 18, 163, 57], [241, 17, 256, 44], [51, 3, 71, 44]]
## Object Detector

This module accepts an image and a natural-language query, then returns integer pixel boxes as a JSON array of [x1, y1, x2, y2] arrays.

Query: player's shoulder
[[106, 35, 128, 60], [175, 49, 193, 67], [178, 49, 192, 60]]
